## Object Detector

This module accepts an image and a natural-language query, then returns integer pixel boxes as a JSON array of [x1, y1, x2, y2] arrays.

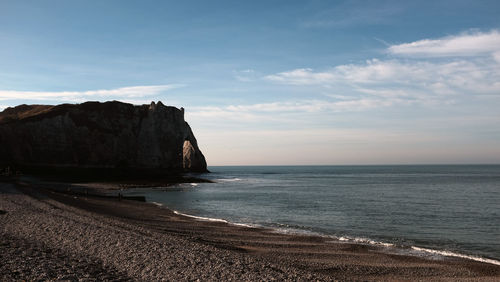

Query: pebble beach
[[1, 181, 499, 281]]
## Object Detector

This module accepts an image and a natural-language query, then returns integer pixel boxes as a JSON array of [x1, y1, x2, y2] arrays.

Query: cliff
[[0, 101, 208, 175]]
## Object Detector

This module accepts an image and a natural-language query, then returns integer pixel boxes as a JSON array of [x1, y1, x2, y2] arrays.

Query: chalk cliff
[[0, 101, 208, 174]]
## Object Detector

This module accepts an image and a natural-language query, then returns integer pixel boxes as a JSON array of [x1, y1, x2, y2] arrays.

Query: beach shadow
[[0, 183, 21, 194]]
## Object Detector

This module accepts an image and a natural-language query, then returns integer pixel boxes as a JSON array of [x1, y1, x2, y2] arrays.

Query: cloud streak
[[0, 84, 182, 102], [186, 98, 400, 124], [267, 59, 500, 94], [302, 2, 402, 28], [388, 30, 500, 57]]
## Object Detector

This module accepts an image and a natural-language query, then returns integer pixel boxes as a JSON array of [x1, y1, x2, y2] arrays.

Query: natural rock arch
[[0, 101, 208, 175]]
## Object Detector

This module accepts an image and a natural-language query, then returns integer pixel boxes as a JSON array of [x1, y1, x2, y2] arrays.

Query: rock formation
[[0, 101, 208, 174]]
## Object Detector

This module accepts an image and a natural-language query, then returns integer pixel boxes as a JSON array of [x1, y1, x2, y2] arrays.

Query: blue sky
[[1, 0, 500, 165]]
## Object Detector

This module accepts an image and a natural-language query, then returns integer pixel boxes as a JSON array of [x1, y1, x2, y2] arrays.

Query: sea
[[124, 165, 500, 264]]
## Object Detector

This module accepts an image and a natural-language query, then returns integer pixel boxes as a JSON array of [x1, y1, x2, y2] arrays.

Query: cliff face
[[0, 101, 208, 173]]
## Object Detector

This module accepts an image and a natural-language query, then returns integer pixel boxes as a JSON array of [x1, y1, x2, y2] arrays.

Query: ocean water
[[125, 165, 500, 262]]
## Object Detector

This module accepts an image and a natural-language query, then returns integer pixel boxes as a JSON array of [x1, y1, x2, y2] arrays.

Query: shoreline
[[159, 201, 500, 267], [2, 181, 500, 280]]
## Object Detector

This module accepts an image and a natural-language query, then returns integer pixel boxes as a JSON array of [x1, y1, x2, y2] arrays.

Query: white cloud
[[233, 69, 258, 82], [267, 59, 500, 93], [388, 30, 500, 57], [494, 51, 500, 63], [266, 68, 335, 85], [266, 30, 500, 105], [186, 98, 399, 124], [0, 84, 182, 102], [266, 60, 434, 85]]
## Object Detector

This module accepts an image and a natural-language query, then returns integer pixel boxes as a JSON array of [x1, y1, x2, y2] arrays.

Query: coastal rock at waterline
[[0, 101, 208, 173]]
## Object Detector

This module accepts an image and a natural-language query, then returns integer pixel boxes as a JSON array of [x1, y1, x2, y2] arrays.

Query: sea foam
[[173, 210, 259, 229], [169, 208, 500, 266], [411, 246, 500, 266]]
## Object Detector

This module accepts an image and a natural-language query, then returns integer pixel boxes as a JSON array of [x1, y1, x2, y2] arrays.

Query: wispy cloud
[[266, 68, 334, 85], [192, 31, 500, 124], [268, 59, 500, 95], [388, 30, 500, 57], [302, 2, 403, 28], [0, 84, 183, 102], [266, 30, 500, 107], [233, 69, 258, 82], [187, 98, 399, 124]]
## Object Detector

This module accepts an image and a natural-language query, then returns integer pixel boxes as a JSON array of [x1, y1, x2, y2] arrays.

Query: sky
[[1, 0, 500, 165]]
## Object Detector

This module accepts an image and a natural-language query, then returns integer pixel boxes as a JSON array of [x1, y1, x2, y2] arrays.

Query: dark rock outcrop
[[0, 101, 208, 174]]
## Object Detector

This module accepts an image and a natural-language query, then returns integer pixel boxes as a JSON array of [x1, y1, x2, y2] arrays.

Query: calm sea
[[125, 165, 500, 263]]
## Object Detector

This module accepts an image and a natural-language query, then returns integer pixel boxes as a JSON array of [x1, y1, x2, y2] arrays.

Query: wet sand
[[1, 181, 499, 281]]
